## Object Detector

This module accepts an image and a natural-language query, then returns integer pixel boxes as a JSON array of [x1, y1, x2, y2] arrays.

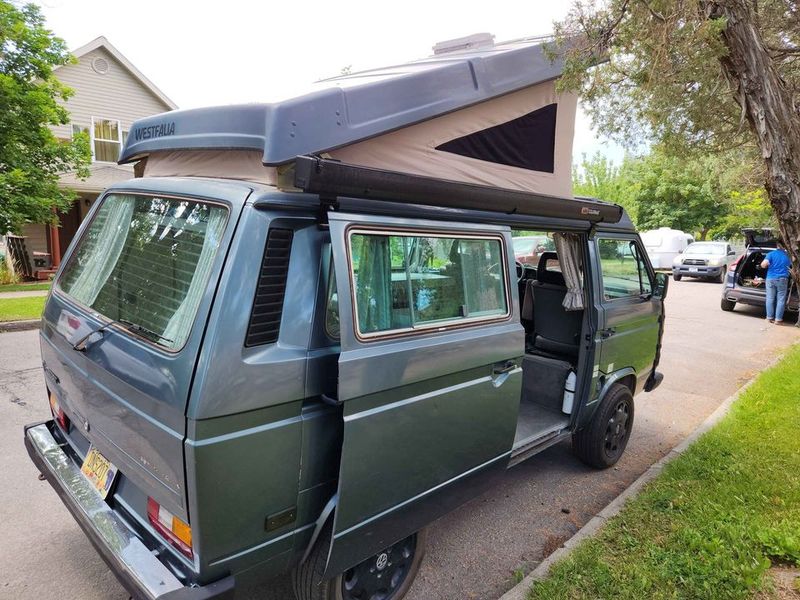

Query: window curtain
[[460, 240, 501, 314], [67, 195, 136, 307], [356, 236, 393, 332], [554, 232, 584, 311], [163, 209, 227, 349]]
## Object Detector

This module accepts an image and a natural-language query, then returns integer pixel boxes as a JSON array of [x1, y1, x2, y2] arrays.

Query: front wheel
[[292, 527, 427, 600], [573, 383, 634, 469], [718, 269, 727, 283], [720, 298, 736, 312], [673, 273, 682, 281]]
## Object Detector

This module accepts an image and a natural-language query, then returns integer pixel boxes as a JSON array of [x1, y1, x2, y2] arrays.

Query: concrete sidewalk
[[0, 290, 49, 299]]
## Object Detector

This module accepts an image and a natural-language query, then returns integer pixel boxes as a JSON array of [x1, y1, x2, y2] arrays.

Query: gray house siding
[[52, 47, 172, 144]]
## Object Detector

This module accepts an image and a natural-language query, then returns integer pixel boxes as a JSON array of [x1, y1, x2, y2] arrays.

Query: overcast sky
[[35, 0, 624, 165]]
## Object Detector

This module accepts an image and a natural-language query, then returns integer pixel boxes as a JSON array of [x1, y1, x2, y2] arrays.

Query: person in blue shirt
[[760, 241, 792, 323]]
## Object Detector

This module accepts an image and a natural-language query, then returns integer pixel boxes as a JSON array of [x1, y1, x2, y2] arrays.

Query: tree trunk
[[700, 0, 800, 290]]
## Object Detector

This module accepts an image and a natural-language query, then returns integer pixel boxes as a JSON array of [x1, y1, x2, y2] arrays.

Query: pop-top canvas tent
[[119, 33, 581, 202]]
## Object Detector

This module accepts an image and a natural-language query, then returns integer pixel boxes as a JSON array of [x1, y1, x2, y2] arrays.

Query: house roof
[[59, 163, 135, 194], [119, 35, 566, 165], [57, 36, 177, 110]]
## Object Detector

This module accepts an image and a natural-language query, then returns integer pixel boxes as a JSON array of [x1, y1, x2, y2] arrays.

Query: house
[[20, 36, 176, 278]]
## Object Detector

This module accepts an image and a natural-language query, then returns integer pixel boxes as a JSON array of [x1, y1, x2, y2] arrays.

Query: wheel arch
[[598, 368, 637, 405], [576, 368, 636, 429]]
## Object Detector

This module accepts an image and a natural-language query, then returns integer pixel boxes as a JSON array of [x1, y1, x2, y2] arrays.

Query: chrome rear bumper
[[24, 421, 233, 600]]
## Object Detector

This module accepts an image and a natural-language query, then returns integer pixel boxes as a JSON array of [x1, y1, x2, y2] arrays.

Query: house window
[[91, 117, 123, 162]]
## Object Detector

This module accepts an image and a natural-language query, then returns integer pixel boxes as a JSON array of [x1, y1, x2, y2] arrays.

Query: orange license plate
[[80, 446, 117, 499]]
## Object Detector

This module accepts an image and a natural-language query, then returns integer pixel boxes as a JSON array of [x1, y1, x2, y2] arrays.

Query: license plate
[[81, 446, 118, 499], [689, 267, 698, 272]]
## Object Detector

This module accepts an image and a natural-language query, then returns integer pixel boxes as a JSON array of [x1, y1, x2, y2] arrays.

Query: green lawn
[[0, 282, 51, 292], [529, 345, 800, 600], [0, 296, 46, 322]]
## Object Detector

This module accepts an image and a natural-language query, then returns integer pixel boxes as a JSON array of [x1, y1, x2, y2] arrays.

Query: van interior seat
[[530, 252, 582, 360]]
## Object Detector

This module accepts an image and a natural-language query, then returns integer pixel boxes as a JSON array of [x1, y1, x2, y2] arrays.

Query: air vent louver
[[245, 228, 293, 347]]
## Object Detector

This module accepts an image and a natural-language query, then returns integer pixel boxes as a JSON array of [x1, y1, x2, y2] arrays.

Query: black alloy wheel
[[604, 399, 631, 461], [341, 535, 418, 600], [573, 383, 635, 469]]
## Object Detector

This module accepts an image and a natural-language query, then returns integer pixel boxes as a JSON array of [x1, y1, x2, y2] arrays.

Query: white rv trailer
[[641, 227, 695, 269]]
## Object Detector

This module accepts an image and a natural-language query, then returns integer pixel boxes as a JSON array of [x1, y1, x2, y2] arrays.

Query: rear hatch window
[[59, 193, 228, 350], [742, 228, 777, 249]]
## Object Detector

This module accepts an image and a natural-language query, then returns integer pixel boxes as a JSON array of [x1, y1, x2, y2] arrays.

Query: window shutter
[[245, 228, 293, 346]]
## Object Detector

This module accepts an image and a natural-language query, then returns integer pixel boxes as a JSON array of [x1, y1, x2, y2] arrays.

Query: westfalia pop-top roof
[[119, 35, 567, 166]]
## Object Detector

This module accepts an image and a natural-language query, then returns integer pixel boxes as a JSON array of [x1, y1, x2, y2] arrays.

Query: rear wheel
[[720, 298, 736, 312], [292, 527, 426, 600], [673, 273, 682, 281], [573, 383, 634, 469]]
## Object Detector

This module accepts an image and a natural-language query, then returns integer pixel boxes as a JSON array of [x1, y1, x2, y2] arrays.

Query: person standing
[[760, 241, 792, 324]]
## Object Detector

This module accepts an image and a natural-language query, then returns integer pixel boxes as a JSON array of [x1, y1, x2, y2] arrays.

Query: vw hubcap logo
[[376, 552, 388, 571]]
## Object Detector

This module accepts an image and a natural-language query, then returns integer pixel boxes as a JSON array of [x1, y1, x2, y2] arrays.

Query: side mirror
[[678, 249, 684, 254], [654, 272, 669, 300], [728, 250, 736, 255]]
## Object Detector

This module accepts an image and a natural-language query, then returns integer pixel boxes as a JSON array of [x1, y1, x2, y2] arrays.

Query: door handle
[[600, 328, 616, 339], [491, 361, 516, 388], [492, 361, 517, 375]]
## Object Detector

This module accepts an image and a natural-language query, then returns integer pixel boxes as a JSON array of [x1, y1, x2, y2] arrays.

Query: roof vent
[[432, 33, 495, 55], [91, 57, 109, 74]]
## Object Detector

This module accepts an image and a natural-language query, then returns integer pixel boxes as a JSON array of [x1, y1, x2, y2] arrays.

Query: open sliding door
[[324, 211, 524, 577]]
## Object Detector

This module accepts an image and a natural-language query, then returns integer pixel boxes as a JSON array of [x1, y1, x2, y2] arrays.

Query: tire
[[720, 298, 736, 312], [673, 273, 682, 281], [292, 526, 427, 600], [573, 383, 634, 469], [718, 269, 726, 283]]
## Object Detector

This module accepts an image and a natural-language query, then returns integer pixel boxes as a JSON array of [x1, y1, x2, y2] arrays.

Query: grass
[[529, 344, 800, 600], [0, 296, 46, 322], [0, 282, 51, 292]]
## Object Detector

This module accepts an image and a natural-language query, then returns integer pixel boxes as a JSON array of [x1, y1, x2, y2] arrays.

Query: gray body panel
[[119, 39, 565, 165]]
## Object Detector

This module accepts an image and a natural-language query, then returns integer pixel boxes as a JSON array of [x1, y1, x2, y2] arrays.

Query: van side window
[[348, 231, 508, 337], [598, 238, 652, 301]]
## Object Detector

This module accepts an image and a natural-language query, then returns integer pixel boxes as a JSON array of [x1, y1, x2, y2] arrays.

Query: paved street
[[1, 278, 797, 600]]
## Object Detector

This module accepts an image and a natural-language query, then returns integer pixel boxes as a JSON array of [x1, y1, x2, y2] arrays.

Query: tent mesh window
[[435, 103, 558, 173], [245, 228, 294, 347]]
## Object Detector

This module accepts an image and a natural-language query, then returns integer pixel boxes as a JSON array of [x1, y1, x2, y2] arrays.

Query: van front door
[[325, 212, 524, 576], [595, 235, 660, 388]]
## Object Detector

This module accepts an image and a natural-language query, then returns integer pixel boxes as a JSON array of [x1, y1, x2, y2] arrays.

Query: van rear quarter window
[[58, 193, 228, 350], [347, 230, 508, 336]]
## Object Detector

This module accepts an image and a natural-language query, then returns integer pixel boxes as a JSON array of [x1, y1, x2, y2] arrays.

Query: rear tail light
[[48, 392, 70, 431], [729, 255, 743, 272], [147, 497, 193, 559]]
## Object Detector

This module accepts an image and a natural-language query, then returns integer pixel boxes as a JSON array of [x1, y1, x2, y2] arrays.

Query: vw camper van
[[24, 37, 666, 600]]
